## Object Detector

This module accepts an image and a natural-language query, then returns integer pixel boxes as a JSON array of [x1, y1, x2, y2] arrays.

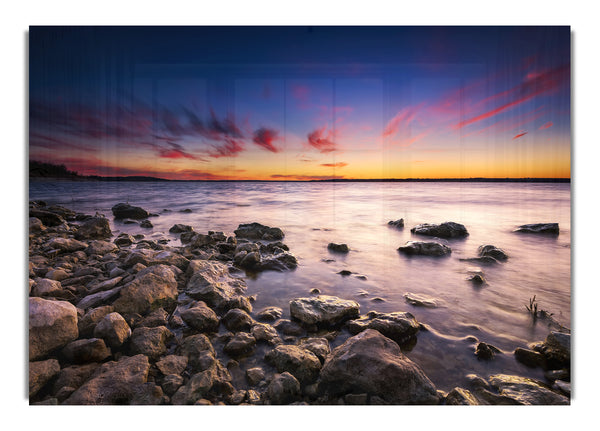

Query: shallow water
[[29, 180, 571, 391]]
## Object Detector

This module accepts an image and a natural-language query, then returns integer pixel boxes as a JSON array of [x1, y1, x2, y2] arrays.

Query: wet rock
[[234, 222, 284, 240], [346, 311, 420, 345], [553, 380, 571, 396], [388, 219, 404, 228], [274, 319, 305, 336], [180, 334, 216, 371], [223, 332, 256, 357], [251, 323, 282, 345], [514, 347, 546, 368], [327, 243, 349, 253], [319, 329, 439, 404], [156, 355, 188, 376], [514, 223, 559, 234], [29, 217, 46, 233], [169, 224, 194, 234], [487, 374, 569, 405], [114, 233, 135, 247], [29, 359, 61, 398], [444, 387, 479, 405], [111, 203, 150, 220], [257, 253, 298, 272], [246, 367, 265, 386], [129, 326, 173, 360], [468, 274, 487, 284], [63, 354, 150, 405], [112, 265, 178, 316], [85, 240, 118, 256], [256, 306, 283, 322], [403, 292, 440, 308], [29, 209, 65, 227], [44, 268, 71, 281], [475, 342, 501, 360], [29, 297, 79, 360], [265, 344, 322, 383], [93, 312, 131, 348], [267, 372, 301, 405], [540, 331, 570, 370], [75, 216, 112, 240], [410, 221, 468, 238], [61, 338, 111, 364], [221, 308, 254, 332], [185, 260, 247, 311], [460, 256, 500, 265], [180, 302, 220, 332], [299, 337, 330, 363], [140, 220, 153, 229], [87, 276, 123, 295], [289, 295, 360, 327], [478, 245, 508, 261], [171, 363, 231, 405]]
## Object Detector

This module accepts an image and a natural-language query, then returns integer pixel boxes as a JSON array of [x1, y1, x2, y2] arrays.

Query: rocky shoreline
[[28, 201, 571, 405]]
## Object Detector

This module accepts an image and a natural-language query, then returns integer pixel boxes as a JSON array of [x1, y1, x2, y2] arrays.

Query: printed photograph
[[28, 26, 571, 405]]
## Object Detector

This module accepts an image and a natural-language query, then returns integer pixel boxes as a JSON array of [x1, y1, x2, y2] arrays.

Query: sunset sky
[[29, 26, 571, 180]]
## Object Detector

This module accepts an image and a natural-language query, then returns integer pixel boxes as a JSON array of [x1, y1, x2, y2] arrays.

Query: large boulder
[[487, 374, 569, 405], [289, 295, 360, 326], [234, 222, 284, 240], [29, 298, 79, 360], [112, 265, 178, 316], [346, 311, 420, 345], [111, 203, 150, 220], [179, 302, 220, 332], [60, 338, 111, 364], [75, 216, 112, 240], [185, 260, 247, 311], [397, 241, 451, 256], [85, 240, 118, 256], [265, 344, 322, 384], [514, 223, 559, 234], [319, 329, 439, 404], [129, 326, 173, 360], [63, 354, 150, 405], [410, 222, 468, 238]]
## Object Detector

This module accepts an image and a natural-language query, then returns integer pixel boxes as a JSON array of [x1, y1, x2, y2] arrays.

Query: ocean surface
[[29, 180, 571, 391]]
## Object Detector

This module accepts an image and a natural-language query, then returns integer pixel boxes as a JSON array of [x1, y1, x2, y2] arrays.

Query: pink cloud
[[320, 162, 348, 168], [252, 127, 280, 153], [307, 127, 337, 153], [539, 121, 554, 130], [512, 131, 528, 140]]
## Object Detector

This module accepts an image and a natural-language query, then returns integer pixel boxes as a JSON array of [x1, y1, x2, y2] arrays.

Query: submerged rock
[[410, 222, 468, 239], [478, 245, 508, 261], [346, 311, 420, 345], [289, 295, 360, 326], [514, 223, 559, 234], [403, 292, 440, 308], [388, 219, 404, 228], [319, 329, 439, 404], [398, 241, 451, 256]]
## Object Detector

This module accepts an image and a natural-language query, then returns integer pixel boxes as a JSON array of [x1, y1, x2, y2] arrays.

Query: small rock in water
[[140, 220, 153, 228], [388, 219, 404, 228], [475, 342, 501, 360], [398, 241, 451, 257], [478, 245, 508, 261], [514, 223, 559, 234], [337, 270, 352, 276], [111, 203, 149, 220], [404, 292, 439, 308], [468, 274, 487, 285], [310, 288, 321, 295], [327, 243, 349, 253], [410, 221, 468, 239]]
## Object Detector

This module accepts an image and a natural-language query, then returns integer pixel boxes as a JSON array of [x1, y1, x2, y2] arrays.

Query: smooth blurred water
[[29, 180, 571, 391]]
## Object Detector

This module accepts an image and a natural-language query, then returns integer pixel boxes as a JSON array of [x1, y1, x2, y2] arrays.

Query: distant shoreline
[[28, 176, 571, 183]]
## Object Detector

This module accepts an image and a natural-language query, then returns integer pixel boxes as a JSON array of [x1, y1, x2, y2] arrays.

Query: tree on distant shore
[[29, 160, 80, 178]]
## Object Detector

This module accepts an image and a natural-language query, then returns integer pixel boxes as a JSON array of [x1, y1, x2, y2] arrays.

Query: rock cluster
[[28, 201, 569, 405]]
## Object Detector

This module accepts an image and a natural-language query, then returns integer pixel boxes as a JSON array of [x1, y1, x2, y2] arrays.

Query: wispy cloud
[[320, 162, 348, 168], [307, 127, 337, 153], [539, 121, 553, 130], [270, 174, 345, 181], [512, 131, 528, 140], [252, 127, 280, 153]]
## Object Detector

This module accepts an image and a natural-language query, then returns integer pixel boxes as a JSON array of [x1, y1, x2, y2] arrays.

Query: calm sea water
[[29, 180, 571, 391]]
